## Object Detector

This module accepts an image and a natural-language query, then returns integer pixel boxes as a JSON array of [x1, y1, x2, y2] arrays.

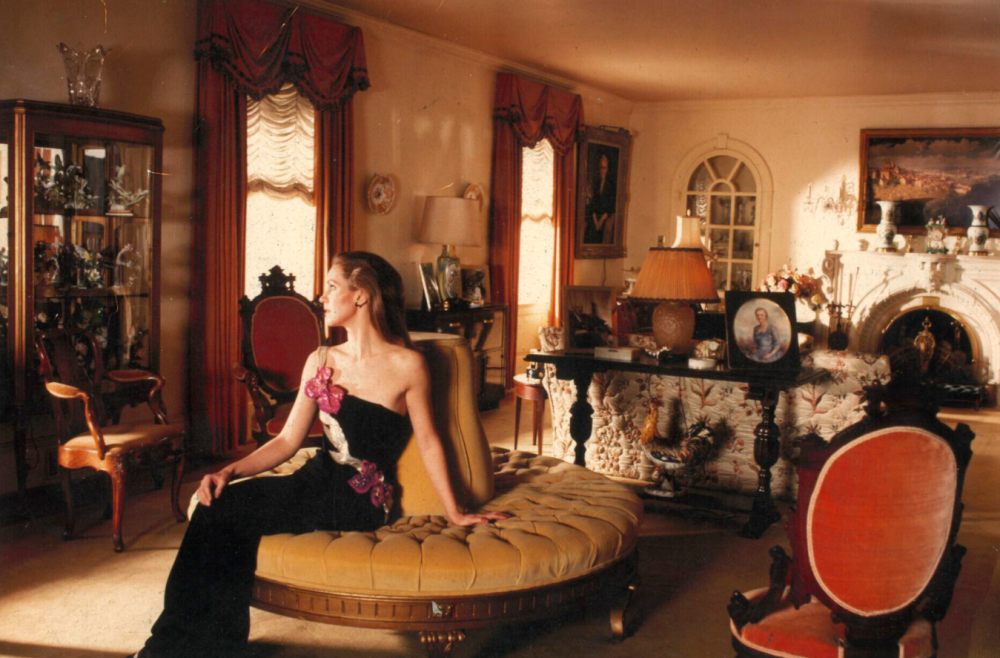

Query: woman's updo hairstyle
[[333, 251, 413, 348]]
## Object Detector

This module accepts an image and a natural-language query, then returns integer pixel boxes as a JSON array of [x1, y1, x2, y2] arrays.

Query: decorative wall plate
[[367, 174, 396, 214], [463, 183, 485, 211]]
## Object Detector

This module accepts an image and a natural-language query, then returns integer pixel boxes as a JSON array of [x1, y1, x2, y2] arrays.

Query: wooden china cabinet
[[0, 100, 164, 493]]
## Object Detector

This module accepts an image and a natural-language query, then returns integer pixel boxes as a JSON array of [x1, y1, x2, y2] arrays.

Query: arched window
[[676, 139, 771, 292]]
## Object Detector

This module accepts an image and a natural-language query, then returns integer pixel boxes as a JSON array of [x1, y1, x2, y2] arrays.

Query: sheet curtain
[[489, 73, 583, 386], [191, 0, 367, 453]]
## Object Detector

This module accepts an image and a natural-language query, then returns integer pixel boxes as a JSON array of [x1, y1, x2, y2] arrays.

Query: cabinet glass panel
[[32, 133, 154, 371], [1, 133, 9, 374]]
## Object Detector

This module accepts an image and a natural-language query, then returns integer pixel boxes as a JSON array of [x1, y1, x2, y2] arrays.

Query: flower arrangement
[[760, 264, 827, 310], [106, 165, 149, 213], [33, 154, 98, 212]]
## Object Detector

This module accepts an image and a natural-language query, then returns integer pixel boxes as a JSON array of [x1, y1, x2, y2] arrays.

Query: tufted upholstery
[[252, 449, 642, 595], [538, 327, 892, 499]]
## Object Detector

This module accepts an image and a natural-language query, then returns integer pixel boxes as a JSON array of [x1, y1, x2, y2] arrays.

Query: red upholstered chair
[[35, 329, 186, 552], [728, 384, 974, 658], [234, 266, 327, 446]]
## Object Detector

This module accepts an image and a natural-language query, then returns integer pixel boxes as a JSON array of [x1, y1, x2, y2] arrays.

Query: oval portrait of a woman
[[733, 299, 792, 364]]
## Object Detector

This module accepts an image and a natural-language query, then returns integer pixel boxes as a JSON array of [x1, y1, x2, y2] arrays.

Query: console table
[[528, 351, 828, 539]]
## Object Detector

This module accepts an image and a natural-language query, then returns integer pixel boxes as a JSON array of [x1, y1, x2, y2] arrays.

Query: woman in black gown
[[132, 252, 506, 658]]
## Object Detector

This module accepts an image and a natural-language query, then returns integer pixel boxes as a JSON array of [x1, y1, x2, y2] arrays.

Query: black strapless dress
[[144, 359, 411, 657]]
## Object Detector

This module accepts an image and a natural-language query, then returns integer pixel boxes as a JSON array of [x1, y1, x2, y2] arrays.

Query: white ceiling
[[320, 0, 1000, 102]]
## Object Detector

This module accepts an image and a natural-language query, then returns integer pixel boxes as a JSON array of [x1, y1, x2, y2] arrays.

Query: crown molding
[[632, 91, 1000, 114], [287, 0, 634, 116]]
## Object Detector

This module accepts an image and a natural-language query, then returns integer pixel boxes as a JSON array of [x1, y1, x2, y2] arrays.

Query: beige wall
[[627, 93, 1000, 286], [349, 19, 634, 305]]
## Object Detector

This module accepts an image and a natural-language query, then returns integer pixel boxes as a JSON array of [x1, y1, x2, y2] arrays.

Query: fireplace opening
[[880, 308, 985, 408]]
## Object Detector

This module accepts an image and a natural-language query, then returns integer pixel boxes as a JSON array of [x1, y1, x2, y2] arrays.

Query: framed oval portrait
[[724, 291, 800, 372]]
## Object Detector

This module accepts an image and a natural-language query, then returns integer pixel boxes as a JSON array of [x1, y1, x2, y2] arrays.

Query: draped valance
[[493, 73, 583, 154], [195, 0, 370, 111]]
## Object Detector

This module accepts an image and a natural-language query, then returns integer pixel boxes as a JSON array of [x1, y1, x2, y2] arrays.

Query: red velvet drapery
[[489, 73, 583, 386], [191, 0, 368, 454]]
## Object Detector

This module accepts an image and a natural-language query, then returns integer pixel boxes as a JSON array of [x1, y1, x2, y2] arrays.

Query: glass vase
[[57, 43, 108, 107]]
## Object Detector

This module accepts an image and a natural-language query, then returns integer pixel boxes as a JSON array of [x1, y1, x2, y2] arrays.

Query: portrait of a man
[[583, 146, 618, 245], [575, 126, 631, 259]]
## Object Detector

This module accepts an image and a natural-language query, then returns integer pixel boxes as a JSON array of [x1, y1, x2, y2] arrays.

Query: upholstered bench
[[203, 333, 643, 656]]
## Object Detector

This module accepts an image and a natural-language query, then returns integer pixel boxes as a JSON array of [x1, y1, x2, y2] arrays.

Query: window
[[515, 139, 556, 368], [244, 84, 317, 298], [684, 153, 762, 292]]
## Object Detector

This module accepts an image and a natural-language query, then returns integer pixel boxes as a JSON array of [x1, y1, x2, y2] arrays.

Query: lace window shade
[[245, 84, 318, 298], [518, 139, 555, 306]]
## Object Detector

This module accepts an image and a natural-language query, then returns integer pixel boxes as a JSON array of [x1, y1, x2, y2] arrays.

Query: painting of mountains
[[859, 128, 1000, 233]]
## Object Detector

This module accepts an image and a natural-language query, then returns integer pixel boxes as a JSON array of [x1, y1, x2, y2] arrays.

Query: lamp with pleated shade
[[630, 215, 719, 355]]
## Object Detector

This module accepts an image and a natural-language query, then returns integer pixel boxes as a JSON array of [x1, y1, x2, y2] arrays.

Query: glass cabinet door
[[31, 132, 154, 372]]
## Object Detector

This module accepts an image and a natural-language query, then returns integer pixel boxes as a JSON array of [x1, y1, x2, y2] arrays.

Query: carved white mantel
[[823, 250, 1000, 385]]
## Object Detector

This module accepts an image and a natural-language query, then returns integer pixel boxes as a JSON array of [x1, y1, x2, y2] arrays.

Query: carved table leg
[[740, 385, 782, 539], [568, 370, 595, 467], [418, 630, 466, 657]]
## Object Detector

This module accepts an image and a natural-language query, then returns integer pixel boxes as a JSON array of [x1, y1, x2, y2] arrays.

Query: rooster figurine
[[639, 400, 715, 498]]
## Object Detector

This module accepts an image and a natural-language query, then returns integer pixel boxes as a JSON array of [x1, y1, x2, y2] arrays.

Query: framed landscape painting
[[858, 128, 1000, 235]]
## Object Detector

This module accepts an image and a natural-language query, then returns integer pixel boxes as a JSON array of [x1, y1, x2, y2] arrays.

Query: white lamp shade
[[418, 196, 481, 247]]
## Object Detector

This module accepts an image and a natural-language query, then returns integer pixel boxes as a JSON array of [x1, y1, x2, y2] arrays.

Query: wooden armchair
[[35, 329, 185, 552], [234, 266, 326, 446], [728, 384, 974, 658]]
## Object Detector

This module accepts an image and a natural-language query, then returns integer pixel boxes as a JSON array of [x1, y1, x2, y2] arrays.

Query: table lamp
[[630, 215, 720, 357], [418, 196, 481, 306]]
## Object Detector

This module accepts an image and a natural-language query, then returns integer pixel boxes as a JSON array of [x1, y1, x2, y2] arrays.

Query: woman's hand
[[195, 469, 233, 507], [447, 511, 509, 527]]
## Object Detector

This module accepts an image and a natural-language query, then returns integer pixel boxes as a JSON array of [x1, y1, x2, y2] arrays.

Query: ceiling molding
[[288, 0, 634, 115], [632, 91, 1000, 115]]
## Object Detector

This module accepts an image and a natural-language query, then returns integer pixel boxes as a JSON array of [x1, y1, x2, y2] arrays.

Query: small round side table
[[513, 373, 548, 455]]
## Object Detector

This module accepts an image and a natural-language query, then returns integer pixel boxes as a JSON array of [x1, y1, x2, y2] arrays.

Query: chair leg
[[108, 466, 126, 553], [535, 399, 545, 455], [60, 467, 75, 541], [170, 447, 186, 523], [513, 397, 522, 451]]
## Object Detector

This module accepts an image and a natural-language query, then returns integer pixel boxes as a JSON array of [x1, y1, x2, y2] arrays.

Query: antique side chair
[[728, 384, 975, 658], [35, 329, 186, 552], [233, 266, 327, 446]]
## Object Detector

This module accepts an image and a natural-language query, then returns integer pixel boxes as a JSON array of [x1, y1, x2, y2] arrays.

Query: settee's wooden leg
[[610, 576, 641, 641], [418, 630, 466, 657]]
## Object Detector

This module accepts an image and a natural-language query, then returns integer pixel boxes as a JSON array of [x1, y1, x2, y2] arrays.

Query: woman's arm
[[196, 351, 322, 506], [404, 351, 507, 526]]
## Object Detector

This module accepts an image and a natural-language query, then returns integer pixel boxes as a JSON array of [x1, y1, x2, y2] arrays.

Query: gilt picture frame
[[575, 126, 631, 259], [858, 128, 1000, 235]]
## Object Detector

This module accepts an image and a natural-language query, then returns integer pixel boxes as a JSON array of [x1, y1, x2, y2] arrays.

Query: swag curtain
[[489, 73, 583, 385], [192, 0, 369, 453]]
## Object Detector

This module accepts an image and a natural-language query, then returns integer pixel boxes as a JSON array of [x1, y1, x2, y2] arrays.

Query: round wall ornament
[[463, 183, 485, 211], [367, 174, 396, 214]]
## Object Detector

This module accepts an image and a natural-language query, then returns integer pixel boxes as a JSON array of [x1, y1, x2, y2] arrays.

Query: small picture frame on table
[[561, 285, 617, 352], [417, 262, 441, 310], [461, 266, 489, 307], [724, 291, 800, 372]]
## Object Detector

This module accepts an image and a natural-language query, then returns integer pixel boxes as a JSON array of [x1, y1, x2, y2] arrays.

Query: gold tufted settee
[[200, 332, 643, 656]]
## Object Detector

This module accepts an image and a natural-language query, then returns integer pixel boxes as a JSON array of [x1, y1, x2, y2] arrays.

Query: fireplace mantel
[[823, 250, 1000, 385]]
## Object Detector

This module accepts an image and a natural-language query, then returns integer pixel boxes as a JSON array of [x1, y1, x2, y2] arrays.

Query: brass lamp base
[[652, 302, 696, 356]]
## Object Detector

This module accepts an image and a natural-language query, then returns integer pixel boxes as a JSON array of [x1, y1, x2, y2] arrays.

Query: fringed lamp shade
[[631, 216, 719, 354]]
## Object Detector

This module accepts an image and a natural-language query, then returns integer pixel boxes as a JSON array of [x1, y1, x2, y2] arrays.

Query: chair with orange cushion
[[233, 266, 328, 446], [728, 383, 974, 658], [35, 329, 186, 552]]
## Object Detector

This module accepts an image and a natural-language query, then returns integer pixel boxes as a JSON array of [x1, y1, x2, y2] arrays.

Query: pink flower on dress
[[304, 367, 345, 414], [349, 460, 394, 510]]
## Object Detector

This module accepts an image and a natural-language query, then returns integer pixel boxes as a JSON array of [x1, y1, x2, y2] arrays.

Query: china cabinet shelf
[[1, 99, 165, 493]]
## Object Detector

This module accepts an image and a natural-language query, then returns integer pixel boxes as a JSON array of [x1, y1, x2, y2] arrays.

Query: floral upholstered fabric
[[537, 328, 891, 500]]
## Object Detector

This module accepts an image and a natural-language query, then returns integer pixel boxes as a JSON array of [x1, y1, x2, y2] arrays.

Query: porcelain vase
[[966, 205, 992, 257], [874, 200, 898, 252]]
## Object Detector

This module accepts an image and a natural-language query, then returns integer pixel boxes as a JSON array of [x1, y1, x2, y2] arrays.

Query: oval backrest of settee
[[395, 332, 495, 517]]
